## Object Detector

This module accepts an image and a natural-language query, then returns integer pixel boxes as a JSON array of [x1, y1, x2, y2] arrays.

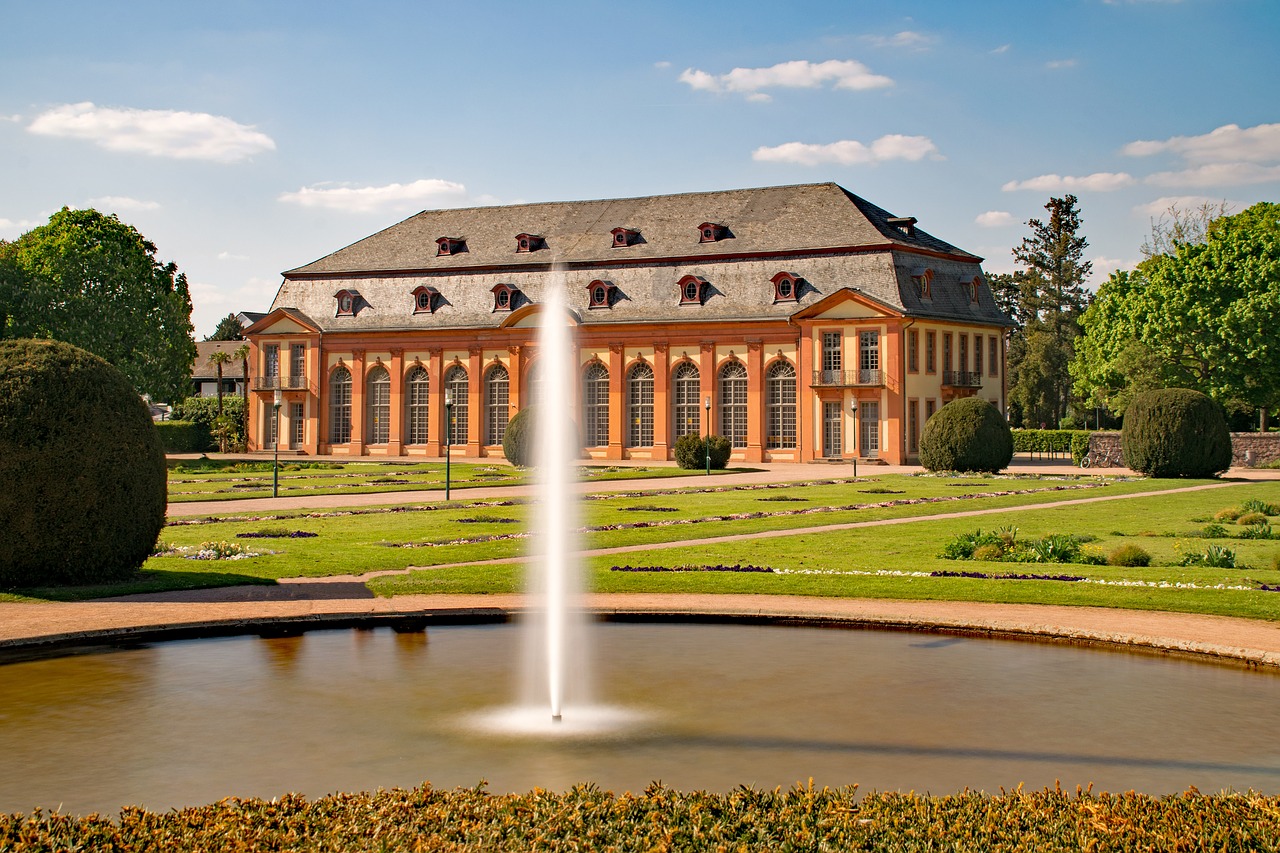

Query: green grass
[[7, 473, 1279, 621], [165, 458, 731, 502]]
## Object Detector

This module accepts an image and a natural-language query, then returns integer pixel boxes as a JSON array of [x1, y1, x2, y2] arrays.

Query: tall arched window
[[445, 366, 468, 446], [718, 361, 748, 449], [766, 360, 797, 449], [406, 366, 429, 445], [329, 366, 352, 444], [366, 366, 391, 444], [626, 362, 654, 447], [582, 363, 609, 447], [485, 364, 510, 446], [672, 362, 701, 439]]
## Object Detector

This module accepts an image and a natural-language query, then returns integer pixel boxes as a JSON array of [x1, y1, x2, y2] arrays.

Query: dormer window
[[698, 222, 731, 243], [411, 285, 439, 314], [586, 279, 616, 309], [965, 274, 983, 303], [771, 271, 800, 303], [911, 267, 934, 299], [516, 233, 545, 253], [611, 227, 641, 248], [334, 288, 359, 317], [436, 236, 467, 256], [491, 283, 518, 312], [677, 275, 708, 306], [888, 216, 918, 237]]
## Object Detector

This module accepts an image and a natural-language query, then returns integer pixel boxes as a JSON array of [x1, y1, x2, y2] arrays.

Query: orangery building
[[243, 183, 1013, 464]]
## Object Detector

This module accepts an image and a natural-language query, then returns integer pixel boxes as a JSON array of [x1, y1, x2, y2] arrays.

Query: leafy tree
[[1072, 202, 1280, 421], [1006, 196, 1092, 427], [209, 350, 233, 416], [206, 313, 244, 341], [3, 208, 197, 402]]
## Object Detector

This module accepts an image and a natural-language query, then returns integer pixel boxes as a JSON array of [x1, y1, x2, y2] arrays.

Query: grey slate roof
[[271, 183, 1013, 333]]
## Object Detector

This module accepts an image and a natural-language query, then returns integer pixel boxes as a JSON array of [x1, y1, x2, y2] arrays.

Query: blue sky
[[3, 0, 1278, 337]]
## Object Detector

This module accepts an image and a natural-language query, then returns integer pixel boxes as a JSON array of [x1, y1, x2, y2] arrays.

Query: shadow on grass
[[8, 570, 277, 603]]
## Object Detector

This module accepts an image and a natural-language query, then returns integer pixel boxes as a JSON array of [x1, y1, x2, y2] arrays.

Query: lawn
[[165, 457, 712, 502], [7, 473, 1280, 622]]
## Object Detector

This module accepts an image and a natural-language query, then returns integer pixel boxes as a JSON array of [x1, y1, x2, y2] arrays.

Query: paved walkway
[[3, 460, 1277, 668]]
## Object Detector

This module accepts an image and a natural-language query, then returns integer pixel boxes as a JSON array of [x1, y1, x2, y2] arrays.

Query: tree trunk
[[215, 362, 224, 416]]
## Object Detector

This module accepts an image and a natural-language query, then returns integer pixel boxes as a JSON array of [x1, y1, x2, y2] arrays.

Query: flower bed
[[610, 564, 773, 573]]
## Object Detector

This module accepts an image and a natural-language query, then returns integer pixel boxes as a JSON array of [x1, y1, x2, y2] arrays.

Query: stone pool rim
[[2, 595, 1278, 672]]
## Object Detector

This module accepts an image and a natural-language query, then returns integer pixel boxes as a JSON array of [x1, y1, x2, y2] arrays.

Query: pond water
[[1, 621, 1278, 815]]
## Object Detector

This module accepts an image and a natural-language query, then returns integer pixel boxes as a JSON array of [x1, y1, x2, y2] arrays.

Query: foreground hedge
[[3, 784, 1278, 852]]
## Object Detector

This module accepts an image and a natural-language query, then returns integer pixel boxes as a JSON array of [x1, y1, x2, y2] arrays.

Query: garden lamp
[[849, 399, 858, 478], [444, 388, 453, 501], [704, 395, 711, 476]]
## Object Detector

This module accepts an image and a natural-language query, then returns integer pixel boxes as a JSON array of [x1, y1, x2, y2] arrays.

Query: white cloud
[[1090, 256, 1135, 279], [974, 210, 1015, 227], [990, 44, 1011, 54], [1045, 58, 1077, 69], [278, 178, 468, 213], [753, 134, 939, 166], [1002, 172, 1136, 192], [863, 31, 935, 50], [85, 195, 160, 212], [0, 217, 40, 237], [1132, 195, 1233, 217], [188, 276, 279, 338], [1124, 122, 1280, 164], [27, 102, 275, 163], [217, 250, 250, 262], [653, 60, 671, 69], [679, 59, 893, 97], [1, 114, 21, 123], [1145, 162, 1280, 187]]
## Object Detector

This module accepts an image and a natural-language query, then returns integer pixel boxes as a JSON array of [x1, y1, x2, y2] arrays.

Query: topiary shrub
[[0, 339, 167, 587], [673, 433, 732, 470], [1121, 388, 1231, 478], [1108, 544, 1151, 567], [502, 406, 536, 467], [919, 398, 1014, 473], [154, 420, 204, 453]]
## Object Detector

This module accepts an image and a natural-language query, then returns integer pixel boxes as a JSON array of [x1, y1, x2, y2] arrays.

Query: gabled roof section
[[242, 307, 321, 336], [284, 182, 980, 277], [791, 287, 905, 321]]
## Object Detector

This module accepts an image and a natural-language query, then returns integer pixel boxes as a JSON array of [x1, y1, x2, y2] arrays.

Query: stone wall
[[1085, 431, 1280, 469]]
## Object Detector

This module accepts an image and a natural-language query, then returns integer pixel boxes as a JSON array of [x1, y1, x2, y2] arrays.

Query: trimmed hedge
[[919, 398, 1014, 473], [1011, 429, 1093, 466], [170, 395, 246, 452], [1122, 388, 1232, 478], [0, 339, 167, 587], [673, 433, 731, 470], [2, 785, 1277, 851], [502, 407, 536, 467], [155, 420, 205, 453]]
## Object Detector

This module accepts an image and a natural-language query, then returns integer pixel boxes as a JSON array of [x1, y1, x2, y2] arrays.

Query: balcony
[[254, 375, 308, 391], [811, 369, 882, 387], [942, 370, 984, 388]]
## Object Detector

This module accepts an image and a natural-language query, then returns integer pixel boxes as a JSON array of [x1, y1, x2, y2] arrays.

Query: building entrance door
[[822, 401, 842, 458], [290, 402, 304, 449], [860, 401, 879, 459]]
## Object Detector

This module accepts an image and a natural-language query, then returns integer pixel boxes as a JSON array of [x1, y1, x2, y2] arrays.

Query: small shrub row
[[938, 528, 1152, 567], [234, 529, 319, 539], [1177, 543, 1243, 568]]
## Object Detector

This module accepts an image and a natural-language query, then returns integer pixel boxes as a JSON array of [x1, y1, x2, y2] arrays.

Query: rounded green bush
[[1107, 544, 1152, 567], [1121, 388, 1231, 478], [673, 433, 731, 470], [972, 543, 1004, 562], [501, 406, 536, 467], [918, 398, 1013, 473], [0, 339, 167, 587]]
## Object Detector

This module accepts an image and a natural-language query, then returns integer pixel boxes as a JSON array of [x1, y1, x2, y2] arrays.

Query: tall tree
[[4, 208, 197, 402], [1072, 202, 1280, 422], [209, 350, 233, 416], [1006, 195, 1092, 427], [206, 313, 244, 341], [234, 342, 251, 439]]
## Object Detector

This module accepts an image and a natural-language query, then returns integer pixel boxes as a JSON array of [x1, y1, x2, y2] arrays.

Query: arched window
[[366, 366, 391, 444], [718, 361, 748, 449], [582, 363, 609, 447], [672, 362, 701, 439], [406, 366, 429, 444], [485, 364, 510, 446], [329, 366, 352, 444], [524, 362, 543, 409], [766, 361, 797, 449], [626, 362, 654, 447], [445, 366, 468, 446]]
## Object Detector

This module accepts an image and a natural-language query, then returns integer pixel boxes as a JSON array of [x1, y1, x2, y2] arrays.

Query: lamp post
[[704, 395, 711, 476], [444, 388, 453, 501], [849, 399, 858, 479], [272, 389, 282, 498]]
